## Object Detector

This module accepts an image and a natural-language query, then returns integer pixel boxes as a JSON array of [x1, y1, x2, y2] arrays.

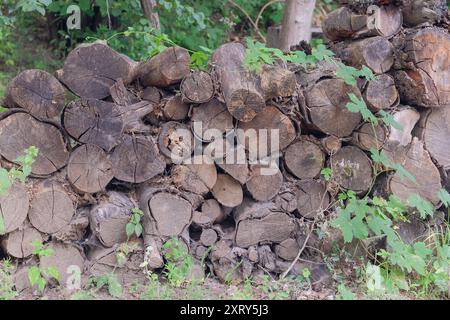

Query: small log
[[63, 99, 124, 152], [274, 238, 300, 261], [246, 165, 283, 202], [330, 145, 373, 193], [90, 192, 135, 247], [158, 121, 194, 163], [296, 180, 331, 219], [303, 78, 362, 137], [191, 211, 213, 229], [211, 173, 243, 208], [392, 28, 450, 107], [67, 144, 113, 194], [284, 138, 325, 179], [57, 41, 137, 99], [420, 107, 450, 169], [138, 46, 191, 87], [111, 135, 165, 183], [0, 182, 29, 234], [259, 65, 296, 99], [386, 106, 420, 147], [237, 105, 297, 157], [1, 223, 43, 258], [402, 0, 448, 26], [190, 99, 234, 142], [200, 228, 218, 247], [362, 74, 399, 111], [28, 181, 75, 234], [211, 43, 265, 122], [210, 240, 244, 284], [334, 36, 394, 74], [172, 155, 217, 195], [352, 122, 387, 151], [141, 86, 162, 104], [39, 242, 84, 284], [181, 70, 214, 103], [5, 69, 66, 120], [201, 199, 226, 224], [0, 112, 69, 176], [216, 162, 249, 185], [161, 95, 190, 121], [321, 136, 342, 155]]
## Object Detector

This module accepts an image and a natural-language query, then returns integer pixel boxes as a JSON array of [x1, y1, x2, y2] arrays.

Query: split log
[[237, 106, 297, 157], [333, 36, 394, 74], [39, 242, 84, 284], [1, 223, 42, 258], [89, 192, 135, 247], [211, 173, 243, 208], [172, 155, 217, 195], [181, 70, 214, 103], [190, 99, 234, 142], [402, 0, 448, 26], [246, 165, 283, 202], [109, 78, 140, 106], [119, 101, 154, 134], [296, 180, 331, 219], [158, 121, 194, 163], [284, 138, 325, 179], [0, 182, 29, 234], [161, 95, 190, 121], [259, 65, 296, 99], [386, 106, 420, 147], [5, 69, 66, 120], [57, 41, 137, 99], [64, 99, 124, 152], [392, 28, 450, 108], [303, 78, 362, 137], [420, 107, 450, 169], [29, 181, 75, 234], [211, 43, 265, 122], [352, 122, 387, 151], [201, 199, 226, 224], [141, 86, 162, 104], [0, 112, 69, 176], [111, 135, 165, 183], [362, 74, 399, 111], [138, 46, 191, 87], [330, 146, 373, 193], [67, 144, 113, 194], [200, 228, 218, 247]]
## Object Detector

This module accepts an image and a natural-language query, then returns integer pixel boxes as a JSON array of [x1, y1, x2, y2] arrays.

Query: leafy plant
[[88, 274, 122, 299], [162, 238, 197, 288], [27, 240, 60, 293], [321, 167, 332, 181], [0, 259, 17, 300], [126, 208, 144, 240], [335, 284, 355, 300]]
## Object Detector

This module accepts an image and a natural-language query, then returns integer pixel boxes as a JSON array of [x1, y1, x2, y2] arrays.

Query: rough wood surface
[[172, 155, 217, 195], [200, 228, 218, 247], [1, 223, 43, 258], [211, 173, 243, 208], [363, 74, 399, 111], [161, 95, 190, 121], [259, 66, 296, 99], [296, 180, 330, 219], [421, 107, 450, 169], [158, 121, 194, 163], [352, 122, 387, 151], [181, 70, 214, 103], [190, 99, 234, 141], [201, 199, 226, 224], [284, 138, 325, 179], [402, 0, 448, 26], [246, 165, 283, 202], [0, 182, 29, 234], [40, 242, 84, 284]]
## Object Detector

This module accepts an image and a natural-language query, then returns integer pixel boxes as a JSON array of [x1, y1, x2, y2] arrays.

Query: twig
[[227, 0, 266, 42], [280, 222, 315, 279], [255, 0, 284, 34]]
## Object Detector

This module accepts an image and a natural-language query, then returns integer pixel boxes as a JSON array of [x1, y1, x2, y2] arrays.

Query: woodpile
[[0, 0, 448, 293]]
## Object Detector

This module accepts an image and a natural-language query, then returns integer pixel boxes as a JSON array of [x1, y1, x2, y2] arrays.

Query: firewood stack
[[0, 0, 449, 292]]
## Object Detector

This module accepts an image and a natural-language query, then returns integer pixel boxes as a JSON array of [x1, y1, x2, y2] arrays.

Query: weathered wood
[[211, 43, 265, 122], [303, 78, 362, 137], [201, 199, 226, 224], [246, 165, 283, 202], [211, 173, 243, 208], [138, 46, 191, 87], [1, 223, 42, 258], [40, 242, 84, 284], [363, 74, 399, 111], [402, 0, 448, 26], [57, 41, 137, 99], [352, 122, 387, 151], [284, 138, 325, 179], [181, 70, 214, 103], [111, 135, 165, 183], [5, 69, 66, 120], [141, 86, 162, 104], [0, 182, 29, 234], [161, 95, 190, 121], [28, 181, 75, 234], [259, 66, 296, 99], [0, 112, 69, 175], [109, 78, 140, 106], [210, 240, 244, 284], [53, 206, 89, 243], [64, 99, 124, 152], [321, 136, 342, 155], [67, 144, 113, 194], [296, 180, 330, 219], [330, 146, 373, 193], [274, 238, 300, 261], [392, 28, 450, 108], [216, 162, 250, 185], [158, 121, 194, 163], [386, 106, 420, 147], [90, 192, 135, 247], [172, 155, 217, 195], [200, 228, 218, 247], [117, 101, 154, 134]]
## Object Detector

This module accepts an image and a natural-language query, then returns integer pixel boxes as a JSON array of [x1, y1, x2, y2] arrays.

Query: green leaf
[[107, 275, 122, 298], [407, 194, 434, 219], [437, 189, 450, 208], [0, 168, 12, 195], [336, 284, 355, 300], [311, 44, 334, 62], [336, 63, 359, 86], [345, 93, 377, 123], [379, 110, 403, 130], [134, 223, 143, 237], [125, 223, 135, 238], [28, 266, 42, 286], [46, 266, 60, 282], [358, 65, 375, 82]]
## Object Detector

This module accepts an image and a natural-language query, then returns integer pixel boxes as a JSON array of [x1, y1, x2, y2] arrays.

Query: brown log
[[28, 181, 75, 234], [161, 95, 190, 121], [420, 107, 450, 169], [303, 78, 362, 137], [90, 192, 135, 247], [330, 145, 373, 193], [0, 112, 69, 176], [201, 199, 226, 224], [210, 43, 265, 122], [210, 240, 245, 284], [158, 121, 194, 163], [392, 28, 450, 108], [284, 138, 325, 179], [321, 136, 342, 155], [57, 41, 137, 99], [1, 222, 42, 258], [191, 211, 213, 229], [109, 78, 140, 106], [402, 0, 448, 26], [181, 70, 215, 103], [211, 173, 243, 208], [386, 106, 420, 147], [246, 165, 283, 202], [5, 69, 66, 120], [274, 238, 300, 261], [334, 36, 394, 74], [138, 46, 191, 87], [259, 65, 296, 99], [296, 180, 330, 219], [141, 86, 162, 104], [200, 228, 218, 247], [172, 155, 217, 195], [352, 122, 387, 151], [64, 99, 124, 152], [0, 182, 29, 234], [110, 135, 165, 183], [67, 144, 113, 194], [362, 74, 399, 111]]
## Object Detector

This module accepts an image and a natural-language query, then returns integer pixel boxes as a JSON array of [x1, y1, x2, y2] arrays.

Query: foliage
[[0, 259, 17, 300], [88, 274, 122, 299], [321, 167, 332, 181], [27, 240, 60, 293], [162, 238, 197, 288], [125, 208, 144, 239]]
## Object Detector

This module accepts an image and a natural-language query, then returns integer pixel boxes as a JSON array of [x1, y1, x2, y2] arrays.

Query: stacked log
[[0, 0, 448, 293]]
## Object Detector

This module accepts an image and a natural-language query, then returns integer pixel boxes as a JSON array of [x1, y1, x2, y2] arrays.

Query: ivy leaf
[[407, 194, 434, 219], [28, 266, 42, 286], [312, 44, 334, 62], [358, 65, 375, 82], [134, 223, 143, 237], [336, 63, 359, 86], [346, 93, 377, 123]]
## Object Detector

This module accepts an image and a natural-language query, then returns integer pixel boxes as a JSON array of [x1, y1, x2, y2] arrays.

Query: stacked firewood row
[[0, 0, 449, 292]]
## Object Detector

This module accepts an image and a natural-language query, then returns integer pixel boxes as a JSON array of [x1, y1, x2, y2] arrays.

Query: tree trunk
[[140, 0, 160, 29]]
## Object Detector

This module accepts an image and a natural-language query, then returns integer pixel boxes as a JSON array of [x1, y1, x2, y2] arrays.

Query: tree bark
[[140, 0, 160, 29]]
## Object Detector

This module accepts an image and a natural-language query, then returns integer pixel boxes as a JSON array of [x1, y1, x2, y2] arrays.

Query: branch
[[227, 0, 266, 42]]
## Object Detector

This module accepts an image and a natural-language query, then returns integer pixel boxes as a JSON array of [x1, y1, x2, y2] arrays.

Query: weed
[[27, 240, 60, 293]]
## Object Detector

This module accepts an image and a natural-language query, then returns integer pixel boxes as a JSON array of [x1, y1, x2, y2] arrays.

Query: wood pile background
[[0, 0, 449, 292]]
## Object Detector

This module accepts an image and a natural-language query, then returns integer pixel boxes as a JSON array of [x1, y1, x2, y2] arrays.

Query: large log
[[211, 173, 243, 208], [246, 165, 283, 202], [181, 70, 215, 104], [0, 112, 69, 176], [362, 74, 399, 111], [211, 43, 265, 122], [0, 182, 29, 234], [172, 155, 217, 195]]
